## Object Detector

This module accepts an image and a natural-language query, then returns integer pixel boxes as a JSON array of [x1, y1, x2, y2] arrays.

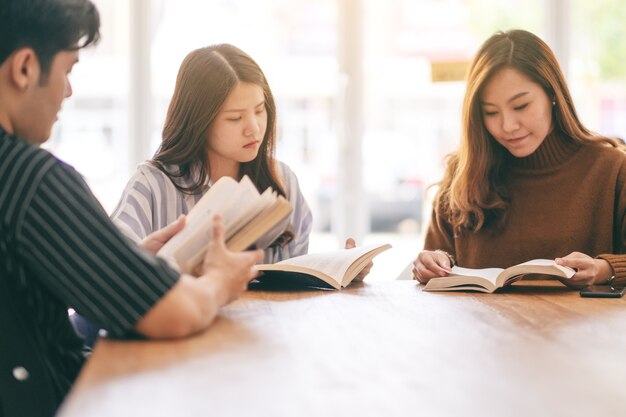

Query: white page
[[158, 177, 238, 259], [450, 266, 504, 286], [275, 244, 386, 281]]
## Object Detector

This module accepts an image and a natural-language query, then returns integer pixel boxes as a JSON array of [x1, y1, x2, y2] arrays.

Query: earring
[[552, 100, 556, 106]]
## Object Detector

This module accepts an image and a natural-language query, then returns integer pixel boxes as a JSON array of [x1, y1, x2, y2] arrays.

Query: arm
[[135, 215, 263, 338], [20, 164, 180, 336], [596, 156, 626, 287], [556, 156, 626, 288], [21, 164, 260, 339], [263, 163, 313, 263], [413, 203, 456, 283], [110, 164, 186, 243]]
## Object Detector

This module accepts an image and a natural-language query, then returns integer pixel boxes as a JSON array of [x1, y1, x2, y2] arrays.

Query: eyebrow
[[222, 100, 265, 113], [480, 91, 529, 106]]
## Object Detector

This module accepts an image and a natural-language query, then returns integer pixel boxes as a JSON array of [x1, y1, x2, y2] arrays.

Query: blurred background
[[46, 0, 626, 280]]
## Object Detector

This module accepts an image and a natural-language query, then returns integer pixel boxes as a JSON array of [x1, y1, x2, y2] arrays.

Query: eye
[[483, 110, 498, 117], [514, 103, 529, 111], [227, 116, 242, 122]]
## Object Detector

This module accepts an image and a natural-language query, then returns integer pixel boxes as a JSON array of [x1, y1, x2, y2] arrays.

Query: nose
[[501, 111, 519, 133], [244, 115, 260, 136], [65, 79, 73, 99]]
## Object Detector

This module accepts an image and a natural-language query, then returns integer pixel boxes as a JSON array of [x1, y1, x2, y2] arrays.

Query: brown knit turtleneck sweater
[[425, 132, 626, 285]]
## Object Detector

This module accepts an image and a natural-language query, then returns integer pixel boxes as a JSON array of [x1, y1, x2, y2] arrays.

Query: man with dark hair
[[0, 1, 262, 415]]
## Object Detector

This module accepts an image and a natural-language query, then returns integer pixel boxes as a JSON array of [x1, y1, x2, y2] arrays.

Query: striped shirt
[[110, 161, 313, 264], [0, 127, 180, 405]]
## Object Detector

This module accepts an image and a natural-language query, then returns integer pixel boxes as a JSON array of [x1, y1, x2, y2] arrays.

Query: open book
[[157, 175, 293, 274], [254, 243, 392, 289], [422, 259, 576, 293]]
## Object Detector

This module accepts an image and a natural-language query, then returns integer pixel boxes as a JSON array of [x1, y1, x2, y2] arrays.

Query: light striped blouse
[[110, 161, 313, 264]]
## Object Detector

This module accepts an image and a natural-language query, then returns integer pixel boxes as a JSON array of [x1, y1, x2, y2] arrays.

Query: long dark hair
[[438, 29, 621, 234], [152, 44, 292, 246], [152, 43, 285, 198]]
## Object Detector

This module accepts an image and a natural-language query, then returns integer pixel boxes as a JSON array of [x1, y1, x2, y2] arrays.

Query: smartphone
[[579, 285, 626, 298]]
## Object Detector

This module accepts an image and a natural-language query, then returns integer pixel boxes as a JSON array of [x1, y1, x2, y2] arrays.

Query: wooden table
[[58, 281, 626, 417]]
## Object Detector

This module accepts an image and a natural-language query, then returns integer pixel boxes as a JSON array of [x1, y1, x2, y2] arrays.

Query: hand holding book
[[139, 215, 187, 255], [554, 251, 614, 289], [157, 175, 292, 274], [421, 258, 576, 293], [412, 249, 454, 283]]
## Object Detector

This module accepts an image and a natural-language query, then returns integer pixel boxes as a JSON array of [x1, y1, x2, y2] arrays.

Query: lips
[[507, 133, 529, 142], [243, 140, 260, 149]]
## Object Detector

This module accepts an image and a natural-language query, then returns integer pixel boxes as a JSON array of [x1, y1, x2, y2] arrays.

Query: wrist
[[199, 273, 230, 307], [435, 249, 456, 267], [595, 259, 615, 285]]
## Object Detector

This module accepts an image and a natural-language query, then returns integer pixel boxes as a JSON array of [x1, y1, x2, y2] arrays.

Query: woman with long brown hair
[[111, 44, 312, 263], [412, 29, 626, 288]]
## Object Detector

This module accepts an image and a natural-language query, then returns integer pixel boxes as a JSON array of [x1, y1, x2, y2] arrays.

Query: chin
[[240, 152, 260, 163]]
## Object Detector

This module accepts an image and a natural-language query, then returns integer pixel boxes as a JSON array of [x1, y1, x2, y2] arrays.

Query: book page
[[269, 244, 390, 285], [450, 266, 504, 286], [227, 188, 275, 238], [185, 176, 239, 225], [218, 176, 262, 239], [498, 259, 575, 286], [158, 176, 239, 259], [157, 175, 286, 274], [226, 196, 293, 252], [159, 178, 254, 272]]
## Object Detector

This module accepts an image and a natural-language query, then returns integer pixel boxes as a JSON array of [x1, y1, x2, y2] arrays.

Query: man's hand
[[139, 215, 186, 254], [201, 215, 264, 305]]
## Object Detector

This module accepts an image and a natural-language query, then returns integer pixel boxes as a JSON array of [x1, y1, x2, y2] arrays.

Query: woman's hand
[[139, 215, 186, 255], [555, 252, 613, 288], [345, 238, 372, 281], [412, 250, 453, 283]]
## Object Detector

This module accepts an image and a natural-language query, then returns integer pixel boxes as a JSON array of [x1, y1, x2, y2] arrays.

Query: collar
[[505, 130, 582, 172]]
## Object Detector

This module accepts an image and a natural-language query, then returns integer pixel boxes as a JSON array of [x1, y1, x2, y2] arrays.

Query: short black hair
[[0, 0, 100, 81]]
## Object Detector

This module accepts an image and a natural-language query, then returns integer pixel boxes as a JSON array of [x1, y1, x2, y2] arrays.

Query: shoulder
[[582, 141, 626, 161], [0, 134, 82, 205], [0, 134, 61, 182], [275, 160, 300, 190], [128, 162, 181, 192], [136, 161, 172, 181], [578, 142, 626, 183]]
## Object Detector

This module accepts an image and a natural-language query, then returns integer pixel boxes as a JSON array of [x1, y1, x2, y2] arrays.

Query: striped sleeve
[[263, 162, 313, 263], [110, 163, 189, 243], [17, 162, 180, 336]]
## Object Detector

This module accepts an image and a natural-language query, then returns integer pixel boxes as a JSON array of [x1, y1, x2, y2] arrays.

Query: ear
[[9, 48, 40, 90]]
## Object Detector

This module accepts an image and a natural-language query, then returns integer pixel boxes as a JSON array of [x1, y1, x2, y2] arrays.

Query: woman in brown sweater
[[412, 29, 626, 288]]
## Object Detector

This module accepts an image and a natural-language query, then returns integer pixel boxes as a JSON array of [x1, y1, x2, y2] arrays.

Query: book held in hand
[[157, 175, 293, 274], [422, 259, 576, 293], [255, 243, 392, 289]]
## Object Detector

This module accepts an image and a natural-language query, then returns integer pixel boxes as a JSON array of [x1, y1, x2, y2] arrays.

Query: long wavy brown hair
[[152, 43, 285, 197], [437, 29, 621, 234], [151, 43, 292, 245]]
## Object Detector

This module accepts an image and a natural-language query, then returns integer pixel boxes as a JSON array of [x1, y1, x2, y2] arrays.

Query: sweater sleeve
[[423, 196, 456, 257], [596, 154, 626, 286]]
